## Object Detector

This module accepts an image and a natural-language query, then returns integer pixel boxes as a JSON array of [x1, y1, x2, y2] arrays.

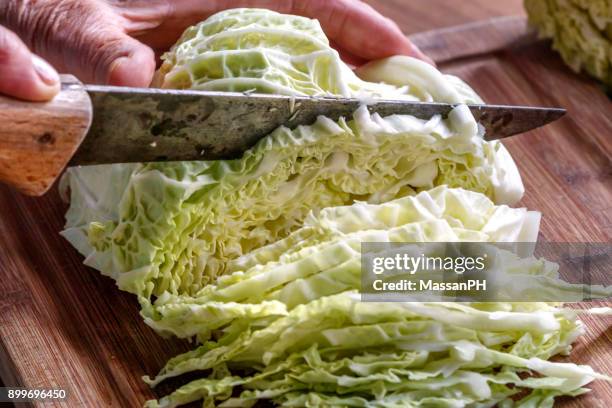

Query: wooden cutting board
[[1, 7, 610, 408]]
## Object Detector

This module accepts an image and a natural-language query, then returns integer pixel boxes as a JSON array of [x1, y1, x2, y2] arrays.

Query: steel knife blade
[[69, 83, 565, 165]]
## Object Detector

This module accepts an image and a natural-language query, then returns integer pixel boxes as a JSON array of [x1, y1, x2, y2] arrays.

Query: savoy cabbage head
[[61, 9, 523, 300]]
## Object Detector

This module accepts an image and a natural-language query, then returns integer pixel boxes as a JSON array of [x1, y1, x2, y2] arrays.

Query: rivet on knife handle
[[0, 75, 92, 196]]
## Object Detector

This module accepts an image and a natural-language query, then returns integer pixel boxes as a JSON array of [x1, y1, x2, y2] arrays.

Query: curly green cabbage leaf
[[141, 187, 610, 407], [525, 0, 612, 85], [152, 8, 480, 103]]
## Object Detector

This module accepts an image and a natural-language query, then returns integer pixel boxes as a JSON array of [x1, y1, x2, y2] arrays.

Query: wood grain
[[364, 0, 525, 35], [439, 43, 612, 408], [410, 16, 536, 64], [0, 75, 92, 196], [0, 189, 193, 407], [0, 1, 610, 407]]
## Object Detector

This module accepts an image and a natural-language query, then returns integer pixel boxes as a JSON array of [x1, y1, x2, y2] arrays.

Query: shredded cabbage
[[140, 187, 609, 407], [141, 186, 541, 339]]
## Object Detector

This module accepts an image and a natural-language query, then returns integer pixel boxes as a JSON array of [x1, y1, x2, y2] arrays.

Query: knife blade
[[69, 82, 565, 165]]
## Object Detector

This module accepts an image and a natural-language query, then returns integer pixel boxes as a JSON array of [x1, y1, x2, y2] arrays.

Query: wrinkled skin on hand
[[0, 0, 431, 99]]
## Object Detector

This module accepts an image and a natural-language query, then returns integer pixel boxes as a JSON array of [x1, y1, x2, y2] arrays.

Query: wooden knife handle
[[0, 74, 92, 196]]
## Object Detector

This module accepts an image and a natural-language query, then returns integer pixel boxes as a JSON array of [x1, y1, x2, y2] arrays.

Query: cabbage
[[141, 186, 540, 338], [141, 188, 608, 407], [151, 8, 480, 102], [62, 103, 523, 299], [151, 8, 375, 96], [62, 9, 523, 298], [58, 8, 608, 408], [525, 0, 612, 85], [144, 302, 598, 408]]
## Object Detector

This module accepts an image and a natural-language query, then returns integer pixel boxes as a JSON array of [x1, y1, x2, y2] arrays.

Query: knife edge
[[69, 85, 565, 165]]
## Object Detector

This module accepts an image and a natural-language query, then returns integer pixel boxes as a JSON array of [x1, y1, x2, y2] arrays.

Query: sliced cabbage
[[525, 0, 612, 85], [142, 186, 541, 339], [140, 189, 607, 407], [144, 297, 599, 408]]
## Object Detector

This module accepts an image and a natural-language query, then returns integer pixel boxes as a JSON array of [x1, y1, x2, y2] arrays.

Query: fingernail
[[32, 55, 59, 85], [108, 56, 129, 85]]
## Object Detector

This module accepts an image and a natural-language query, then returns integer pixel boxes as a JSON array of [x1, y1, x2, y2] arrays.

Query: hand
[[0, 0, 432, 101]]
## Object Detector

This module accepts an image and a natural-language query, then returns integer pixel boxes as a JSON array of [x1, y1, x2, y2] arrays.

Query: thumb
[[0, 25, 59, 101]]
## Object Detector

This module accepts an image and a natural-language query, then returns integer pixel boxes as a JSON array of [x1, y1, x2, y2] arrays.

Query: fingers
[[329, 40, 367, 67], [294, 0, 434, 64], [2, 0, 156, 87], [90, 34, 157, 87], [0, 25, 59, 101], [132, 0, 433, 65]]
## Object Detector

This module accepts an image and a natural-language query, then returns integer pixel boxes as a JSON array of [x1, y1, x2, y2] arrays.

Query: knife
[[0, 75, 565, 197]]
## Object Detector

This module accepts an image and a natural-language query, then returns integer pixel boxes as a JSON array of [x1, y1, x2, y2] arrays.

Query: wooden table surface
[[366, 0, 525, 33], [1, 1, 610, 407]]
